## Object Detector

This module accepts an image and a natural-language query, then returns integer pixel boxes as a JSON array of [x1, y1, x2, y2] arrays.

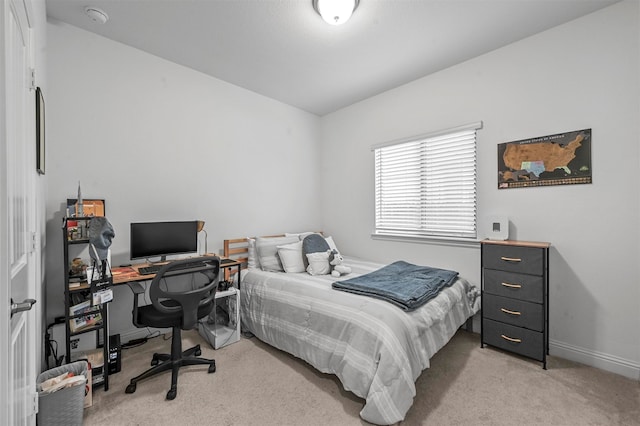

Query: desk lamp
[[197, 220, 207, 255]]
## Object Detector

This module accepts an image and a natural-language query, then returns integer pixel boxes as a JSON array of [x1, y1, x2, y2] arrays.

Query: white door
[[1, 0, 39, 424]]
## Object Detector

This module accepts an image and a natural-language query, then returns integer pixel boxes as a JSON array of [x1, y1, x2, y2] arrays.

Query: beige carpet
[[84, 330, 639, 426]]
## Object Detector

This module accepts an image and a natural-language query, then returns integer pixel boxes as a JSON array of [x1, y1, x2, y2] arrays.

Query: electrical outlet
[[70, 339, 79, 349]]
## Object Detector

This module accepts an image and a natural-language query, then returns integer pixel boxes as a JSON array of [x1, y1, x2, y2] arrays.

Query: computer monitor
[[130, 221, 198, 262]]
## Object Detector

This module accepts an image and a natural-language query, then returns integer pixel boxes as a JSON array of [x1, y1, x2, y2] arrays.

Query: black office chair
[[125, 256, 220, 400]]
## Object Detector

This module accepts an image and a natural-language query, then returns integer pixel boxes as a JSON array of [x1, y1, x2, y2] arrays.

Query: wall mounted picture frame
[[498, 128, 592, 189], [36, 87, 45, 175]]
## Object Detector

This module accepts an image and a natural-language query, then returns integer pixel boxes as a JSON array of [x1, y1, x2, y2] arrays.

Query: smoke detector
[[85, 6, 109, 24]]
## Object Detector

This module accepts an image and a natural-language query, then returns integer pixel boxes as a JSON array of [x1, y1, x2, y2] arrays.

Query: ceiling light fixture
[[312, 0, 359, 26], [85, 6, 109, 24]]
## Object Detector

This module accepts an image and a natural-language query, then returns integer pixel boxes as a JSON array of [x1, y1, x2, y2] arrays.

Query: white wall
[[319, 1, 639, 379], [44, 21, 321, 338], [45, 2, 639, 379]]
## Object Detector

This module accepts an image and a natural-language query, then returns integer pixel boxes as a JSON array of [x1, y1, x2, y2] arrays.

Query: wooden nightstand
[[480, 240, 550, 369]]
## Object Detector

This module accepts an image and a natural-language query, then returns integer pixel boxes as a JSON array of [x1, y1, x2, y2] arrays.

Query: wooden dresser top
[[480, 239, 550, 249]]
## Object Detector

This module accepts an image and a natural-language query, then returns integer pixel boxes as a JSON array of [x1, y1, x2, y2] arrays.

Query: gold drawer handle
[[501, 282, 522, 289], [500, 308, 521, 316], [501, 256, 522, 262], [501, 334, 522, 343]]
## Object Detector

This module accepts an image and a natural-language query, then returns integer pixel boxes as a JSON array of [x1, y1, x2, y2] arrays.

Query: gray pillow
[[302, 234, 330, 269]]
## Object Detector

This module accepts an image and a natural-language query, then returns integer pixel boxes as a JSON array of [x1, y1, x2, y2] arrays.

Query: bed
[[223, 235, 480, 425]]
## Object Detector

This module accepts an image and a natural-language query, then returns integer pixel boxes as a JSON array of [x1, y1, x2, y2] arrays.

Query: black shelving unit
[[62, 216, 112, 391]]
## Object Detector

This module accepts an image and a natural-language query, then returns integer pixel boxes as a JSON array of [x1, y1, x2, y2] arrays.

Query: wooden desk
[[111, 257, 243, 287]]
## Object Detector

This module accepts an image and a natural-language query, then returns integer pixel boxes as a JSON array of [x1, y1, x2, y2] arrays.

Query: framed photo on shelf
[[66, 199, 106, 218], [36, 87, 45, 175]]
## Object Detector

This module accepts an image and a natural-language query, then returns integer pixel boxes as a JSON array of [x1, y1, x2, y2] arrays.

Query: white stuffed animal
[[329, 249, 352, 277]]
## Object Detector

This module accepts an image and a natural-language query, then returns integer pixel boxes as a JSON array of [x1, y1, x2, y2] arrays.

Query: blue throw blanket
[[332, 261, 459, 311]]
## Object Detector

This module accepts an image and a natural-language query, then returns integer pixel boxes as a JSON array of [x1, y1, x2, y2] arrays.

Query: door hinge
[[29, 68, 36, 90], [31, 391, 39, 416], [31, 232, 37, 252]]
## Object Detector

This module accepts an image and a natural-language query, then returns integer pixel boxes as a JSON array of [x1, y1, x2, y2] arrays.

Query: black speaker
[[108, 334, 121, 374]]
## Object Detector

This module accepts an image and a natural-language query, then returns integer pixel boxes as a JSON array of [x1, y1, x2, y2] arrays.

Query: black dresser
[[481, 240, 550, 369]]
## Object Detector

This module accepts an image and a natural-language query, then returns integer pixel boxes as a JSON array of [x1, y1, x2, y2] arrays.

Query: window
[[373, 122, 481, 241]]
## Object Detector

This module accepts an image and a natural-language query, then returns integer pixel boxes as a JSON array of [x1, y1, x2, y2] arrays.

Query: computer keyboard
[[138, 260, 211, 276], [138, 264, 162, 275]]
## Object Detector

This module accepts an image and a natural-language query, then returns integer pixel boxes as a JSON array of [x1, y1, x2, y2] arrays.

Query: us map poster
[[498, 129, 592, 189]]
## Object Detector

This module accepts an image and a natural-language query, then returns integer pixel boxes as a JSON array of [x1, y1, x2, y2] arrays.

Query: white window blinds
[[374, 123, 481, 240]]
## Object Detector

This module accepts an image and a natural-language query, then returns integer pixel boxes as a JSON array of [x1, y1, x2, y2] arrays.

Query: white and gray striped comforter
[[240, 257, 481, 425]]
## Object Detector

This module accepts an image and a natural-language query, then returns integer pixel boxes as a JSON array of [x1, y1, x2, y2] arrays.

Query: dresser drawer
[[484, 269, 544, 303], [483, 294, 544, 331], [483, 244, 544, 275], [482, 319, 544, 361]]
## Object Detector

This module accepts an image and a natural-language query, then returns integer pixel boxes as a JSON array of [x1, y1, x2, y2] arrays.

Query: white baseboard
[[550, 339, 640, 381]]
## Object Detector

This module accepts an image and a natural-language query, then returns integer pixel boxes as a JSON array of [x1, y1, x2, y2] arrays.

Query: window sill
[[371, 232, 481, 249]]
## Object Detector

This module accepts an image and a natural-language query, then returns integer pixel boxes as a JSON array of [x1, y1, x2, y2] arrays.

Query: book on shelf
[[69, 300, 102, 332], [68, 272, 87, 289], [68, 274, 86, 283], [69, 313, 102, 333]]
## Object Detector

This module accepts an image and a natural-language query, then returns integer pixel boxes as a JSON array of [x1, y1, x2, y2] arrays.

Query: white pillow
[[256, 236, 299, 272], [306, 251, 331, 275], [277, 241, 305, 273]]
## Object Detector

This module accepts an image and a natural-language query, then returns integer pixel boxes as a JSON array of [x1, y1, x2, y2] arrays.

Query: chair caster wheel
[[125, 383, 136, 394], [195, 348, 202, 357], [166, 388, 177, 400], [208, 362, 216, 373], [151, 354, 159, 366]]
